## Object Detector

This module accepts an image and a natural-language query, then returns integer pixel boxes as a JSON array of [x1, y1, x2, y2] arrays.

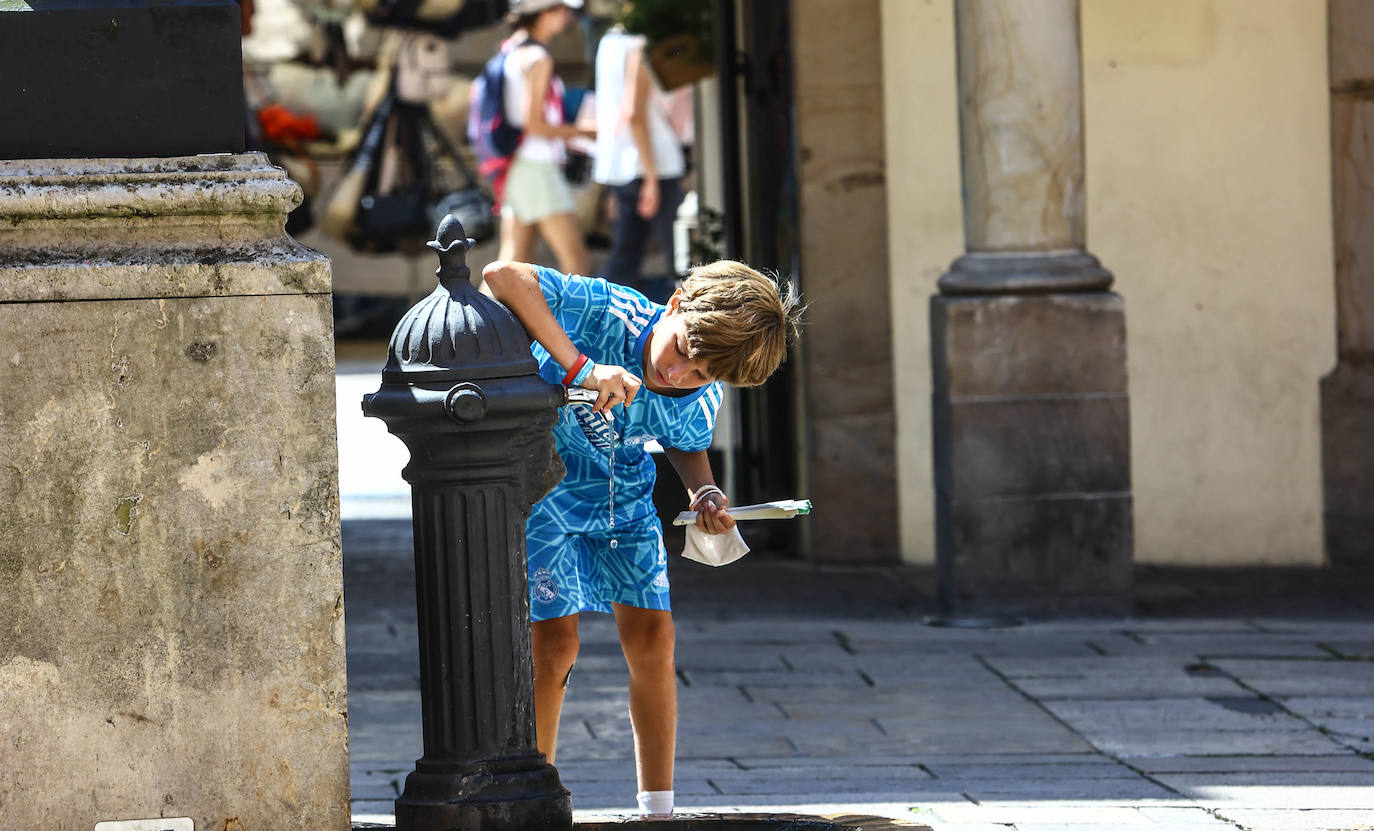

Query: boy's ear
[[666, 288, 683, 313]]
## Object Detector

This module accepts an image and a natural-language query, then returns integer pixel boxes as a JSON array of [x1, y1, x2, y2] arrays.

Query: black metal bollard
[[362, 215, 571, 831]]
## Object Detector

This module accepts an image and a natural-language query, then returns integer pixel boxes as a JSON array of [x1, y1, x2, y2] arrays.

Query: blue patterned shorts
[[526, 514, 671, 620]]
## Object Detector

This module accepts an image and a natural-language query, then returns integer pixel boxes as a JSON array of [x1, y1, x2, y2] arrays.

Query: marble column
[[1323, 0, 1374, 566], [932, 0, 1132, 616]]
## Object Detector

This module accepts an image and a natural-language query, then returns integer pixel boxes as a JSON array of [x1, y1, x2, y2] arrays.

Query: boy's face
[[642, 294, 715, 395]]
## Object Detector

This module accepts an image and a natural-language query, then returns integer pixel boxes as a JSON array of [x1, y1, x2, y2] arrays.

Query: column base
[[931, 289, 1133, 618], [396, 756, 571, 831], [938, 250, 1113, 295], [1321, 361, 1374, 567]]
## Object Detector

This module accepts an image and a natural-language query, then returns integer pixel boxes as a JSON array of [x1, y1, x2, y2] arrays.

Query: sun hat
[[508, 0, 583, 13]]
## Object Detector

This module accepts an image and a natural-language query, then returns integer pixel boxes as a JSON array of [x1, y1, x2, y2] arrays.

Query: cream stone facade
[[877, 0, 1334, 566]]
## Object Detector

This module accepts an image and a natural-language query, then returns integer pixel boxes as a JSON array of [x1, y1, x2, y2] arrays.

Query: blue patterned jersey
[[528, 266, 724, 533]]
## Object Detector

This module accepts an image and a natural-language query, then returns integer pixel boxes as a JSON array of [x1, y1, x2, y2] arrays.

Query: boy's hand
[[583, 363, 642, 414], [694, 490, 735, 535]]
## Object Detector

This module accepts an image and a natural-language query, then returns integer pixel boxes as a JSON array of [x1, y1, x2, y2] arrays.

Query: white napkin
[[682, 524, 750, 567], [679, 485, 750, 567]]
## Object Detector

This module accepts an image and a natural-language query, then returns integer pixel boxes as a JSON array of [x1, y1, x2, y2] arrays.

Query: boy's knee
[[533, 619, 581, 668], [621, 614, 675, 665]]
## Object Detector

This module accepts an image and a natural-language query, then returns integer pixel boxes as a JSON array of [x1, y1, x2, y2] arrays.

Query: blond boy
[[482, 259, 798, 817]]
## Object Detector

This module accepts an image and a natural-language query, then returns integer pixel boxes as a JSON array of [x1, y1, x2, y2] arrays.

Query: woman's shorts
[[502, 158, 576, 224], [525, 513, 671, 620]]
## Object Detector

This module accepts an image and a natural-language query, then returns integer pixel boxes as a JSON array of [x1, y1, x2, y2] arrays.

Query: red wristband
[[562, 354, 590, 387]]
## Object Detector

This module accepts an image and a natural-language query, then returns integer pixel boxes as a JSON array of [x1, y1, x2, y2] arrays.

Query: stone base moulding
[[1320, 362, 1374, 566], [938, 250, 1114, 296]]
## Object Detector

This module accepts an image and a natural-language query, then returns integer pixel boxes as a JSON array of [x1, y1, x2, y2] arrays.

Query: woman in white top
[[593, 24, 687, 300], [497, 0, 595, 276]]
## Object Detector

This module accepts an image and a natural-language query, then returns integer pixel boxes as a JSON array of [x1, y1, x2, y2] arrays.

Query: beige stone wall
[[883, 0, 1334, 565], [881, 0, 963, 564], [1082, 0, 1333, 565]]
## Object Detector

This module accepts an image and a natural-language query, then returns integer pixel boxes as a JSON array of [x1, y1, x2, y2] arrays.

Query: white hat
[[508, 0, 583, 13]]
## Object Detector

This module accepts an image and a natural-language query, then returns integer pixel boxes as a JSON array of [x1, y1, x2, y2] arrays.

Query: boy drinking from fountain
[[482, 258, 799, 817]]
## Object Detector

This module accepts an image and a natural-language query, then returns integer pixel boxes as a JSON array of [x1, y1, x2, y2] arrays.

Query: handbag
[[431, 188, 494, 244], [563, 150, 592, 187]]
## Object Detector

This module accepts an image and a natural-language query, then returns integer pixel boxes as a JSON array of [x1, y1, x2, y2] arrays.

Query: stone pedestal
[[1323, 0, 1374, 565], [932, 293, 1132, 615], [933, 0, 1132, 616], [0, 155, 349, 830]]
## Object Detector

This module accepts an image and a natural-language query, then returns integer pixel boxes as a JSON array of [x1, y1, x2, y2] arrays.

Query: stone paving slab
[[1210, 807, 1374, 830], [674, 643, 803, 671], [1123, 753, 1374, 773], [785, 729, 1092, 757], [1212, 658, 1374, 697], [920, 761, 1140, 780], [957, 778, 1181, 803], [1155, 771, 1374, 808], [1325, 640, 1374, 659], [985, 655, 1253, 699], [681, 668, 877, 688], [1134, 806, 1248, 827], [1082, 634, 1335, 659], [1042, 695, 1313, 730], [1108, 620, 1268, 633], [924, 803, 1155, 825], [703, 774, 943, 797], [1248, 619, 1374, 635], [730, 753, 1114, 770]]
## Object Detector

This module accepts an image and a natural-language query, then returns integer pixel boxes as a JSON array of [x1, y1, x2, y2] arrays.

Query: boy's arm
[[662, 446, 736, 535], [481, 260, 641, 413]]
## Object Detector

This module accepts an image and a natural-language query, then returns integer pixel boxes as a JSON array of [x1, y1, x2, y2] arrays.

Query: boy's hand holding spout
[[481, 260, 640, 416]]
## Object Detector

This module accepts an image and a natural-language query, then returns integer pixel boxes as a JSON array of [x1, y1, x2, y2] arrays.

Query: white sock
[[637, 789, 674, 816]]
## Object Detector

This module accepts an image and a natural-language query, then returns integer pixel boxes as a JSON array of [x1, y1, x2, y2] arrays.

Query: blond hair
[[675, 260, 802, 387]]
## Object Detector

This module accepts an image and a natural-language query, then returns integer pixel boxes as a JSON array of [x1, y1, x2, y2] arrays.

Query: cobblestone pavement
[[341, 518, 1374, 831]]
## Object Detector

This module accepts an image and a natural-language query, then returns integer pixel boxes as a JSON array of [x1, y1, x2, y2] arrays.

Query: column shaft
[[956, 0, 1084, 252]]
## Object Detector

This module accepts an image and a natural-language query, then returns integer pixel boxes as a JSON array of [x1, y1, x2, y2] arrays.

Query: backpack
[[469, 41, 550, 204]]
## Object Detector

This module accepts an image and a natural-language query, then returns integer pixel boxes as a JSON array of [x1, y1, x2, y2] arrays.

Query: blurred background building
[[245, 0, 1368, 571]]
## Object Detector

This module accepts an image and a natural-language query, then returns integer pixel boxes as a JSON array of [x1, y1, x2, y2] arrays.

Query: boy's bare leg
[[532, 614, 580, 763], [611, 603, 676, 792]]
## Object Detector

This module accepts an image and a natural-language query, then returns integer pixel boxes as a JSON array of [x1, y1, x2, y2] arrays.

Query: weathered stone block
[[1321, 363, 1374, 566], [932, 293, 1128, 397], [937, 396, 1131, 498], [931, 291, 1132, 616], [1331, 96, 1374, 360], [794, 0, 896, 563], [0, 155, 348, 830], [937, 495, 1134, 615], [1331, 0, 1374, 90]]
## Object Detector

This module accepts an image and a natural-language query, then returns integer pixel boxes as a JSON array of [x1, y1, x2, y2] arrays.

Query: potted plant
[[618, 0, 714, 90]]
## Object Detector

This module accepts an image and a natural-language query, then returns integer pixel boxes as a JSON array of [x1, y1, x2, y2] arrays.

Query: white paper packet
[[672, 499, 812, 527]]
